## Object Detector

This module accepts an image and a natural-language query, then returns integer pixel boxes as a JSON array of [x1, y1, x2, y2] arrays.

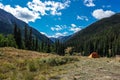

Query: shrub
[[65, 47, 74, 55], [0, 62, 16, 73], [23, 72, 35, 80], [27, 60, 37, 72], [0, 51, 4, 56], [39, 56, 79, 67], [0, 73, 7, 79]]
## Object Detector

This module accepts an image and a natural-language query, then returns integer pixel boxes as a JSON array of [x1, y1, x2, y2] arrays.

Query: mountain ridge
[[67, 13, 120, 42], [65, 13, 120, 56], [0, 9, 53, 43]]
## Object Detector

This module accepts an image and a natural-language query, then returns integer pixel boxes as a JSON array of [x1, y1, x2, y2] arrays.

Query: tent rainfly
[[88, 52, 99, 58]]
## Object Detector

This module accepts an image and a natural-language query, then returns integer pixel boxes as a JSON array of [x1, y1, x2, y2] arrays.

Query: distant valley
[[0, 9, 120, 56]]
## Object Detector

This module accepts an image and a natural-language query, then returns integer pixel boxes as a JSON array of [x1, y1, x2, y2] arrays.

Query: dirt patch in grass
[[56, 57, 120, 80]]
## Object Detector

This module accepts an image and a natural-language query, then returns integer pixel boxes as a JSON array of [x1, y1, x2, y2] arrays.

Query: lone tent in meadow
[[88, 52, 99, 58]]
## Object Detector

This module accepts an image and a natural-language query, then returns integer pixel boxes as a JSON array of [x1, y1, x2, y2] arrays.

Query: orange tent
[[88, 52, 99, 58]]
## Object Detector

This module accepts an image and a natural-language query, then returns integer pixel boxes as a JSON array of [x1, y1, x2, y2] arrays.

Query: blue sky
[[0, 0, 120, 38]]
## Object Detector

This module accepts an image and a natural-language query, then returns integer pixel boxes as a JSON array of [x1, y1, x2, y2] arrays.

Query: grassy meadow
[[0, 47, 120, 80]]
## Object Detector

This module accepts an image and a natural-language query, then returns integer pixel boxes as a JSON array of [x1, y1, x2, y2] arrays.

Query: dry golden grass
[[0, 47, 56, 60], [0, 47, 120, 80], [0, 47, 80, 80]]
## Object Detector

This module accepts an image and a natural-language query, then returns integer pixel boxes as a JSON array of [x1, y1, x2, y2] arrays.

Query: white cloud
[[0, 0, 70, 23], [70, 27, 81, 33], [92, 9, 115, 19], [0, 3, 3, 8], [71, 24, 76, 27], [84, 0, 95, 7], [77, 15, 88, 21], [70, 24, 82, 33], [56, 32, 67, 37], [41, 31, 68, 38], [50, 32, 68, 38], [51, 25, 62, 31], [51, 25, 67, 31], [0, 3, 40, 23], [40, 32, 48, 36], [41, 32, 51, 37], [27, 0, 70, 16]]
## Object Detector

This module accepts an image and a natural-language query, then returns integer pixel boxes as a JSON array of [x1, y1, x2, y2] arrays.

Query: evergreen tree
[[55, 40, 59, 54], [13, 24, 22, 49], [32, 37, 35, 50], [46, 39, 51, 53], [0, 34, 6, 47], [54, 40, 65, 55], [28, 28, 33, 50], [17, 28, 22, 49], [35, 37, 38, 51], [24, 25, 28, 49], [41, 41, 44, 52], [13, 23, 17, 42]]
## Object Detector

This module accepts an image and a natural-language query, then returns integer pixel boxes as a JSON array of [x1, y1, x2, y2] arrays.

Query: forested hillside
[[0, 8, 120, 57], [0, 9, 56, 53], [65, 13, 120, 57], [0, 9, 53, 44]]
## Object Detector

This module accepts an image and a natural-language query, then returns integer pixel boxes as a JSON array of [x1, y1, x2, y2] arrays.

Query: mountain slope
[[0, 9, 53, 43], [65, 13, 120, 56]]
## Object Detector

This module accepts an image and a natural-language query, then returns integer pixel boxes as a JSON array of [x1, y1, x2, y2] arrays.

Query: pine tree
[[14, 23, 17, 41], [13, 24, 22, 49], [0, 34, 6, 47], [55, 40, 59, 54], [17, 28, 22, 49], [35, 37, 38, 51], [28, 28, 33, 50], [32, 37, 35, 50], [46, 39, 51, 53], [41, 41, 44, 52], [24, 25, 28, 49]]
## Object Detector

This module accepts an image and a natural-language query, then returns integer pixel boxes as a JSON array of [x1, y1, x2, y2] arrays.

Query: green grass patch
[[39, 56, 79, 66]]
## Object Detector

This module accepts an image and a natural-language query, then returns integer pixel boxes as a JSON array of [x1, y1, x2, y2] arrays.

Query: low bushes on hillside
[[39, 56, 79, 66]]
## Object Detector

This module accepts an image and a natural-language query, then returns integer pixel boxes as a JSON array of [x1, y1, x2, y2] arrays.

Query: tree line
[[65, 25, 120, 57], [13, 24, 53, 52], [1, 24, 119, 57], [0, 24, 65, 55]]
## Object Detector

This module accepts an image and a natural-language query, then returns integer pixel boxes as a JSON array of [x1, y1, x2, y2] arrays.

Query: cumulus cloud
[[92, 9, 115, 19], [51, 25, 67, 31], [0, 0, 70, 23], [70, 27, 81, 33], [71, 24, 76, 27], [77, 15, 88, 21], [51, 25, 62, 31], [41, 31, 68, 38], [84, 0, 95, 7], [0, 3, 40, 23], [70, 24, 81, 33], [40, 32, 49, 36], [50, 32, 68, 38], [27, 0, 70, 16]]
